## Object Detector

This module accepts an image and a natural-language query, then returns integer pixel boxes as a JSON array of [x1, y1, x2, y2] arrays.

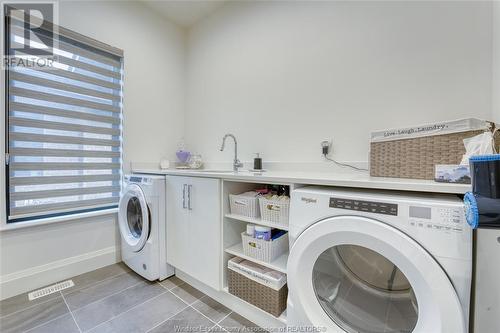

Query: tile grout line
[[63, 270, 131, 297], [187, 300, 221, 328], [217, 311, 233, 325], [85, 290, 169, 333], [163, 287, 222, 331], [160, 281, 232, 332], [215, 311, 233, 333], [208, 323, 229, 333], [0, 294, 61, 320], [70, 280, 145, 314], [143, 303, 191, 333], [60, 291, 83, 333], [189, 294, 207, 307], [0, 267, 131, 320], [21, 311, 70, 333], [157, 279, 186, 291], [166, 287, 203, 307]]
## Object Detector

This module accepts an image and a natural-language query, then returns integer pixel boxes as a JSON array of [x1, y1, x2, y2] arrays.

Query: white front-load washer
[[287, 186, 472, 333], [119, 174, 174, 281]]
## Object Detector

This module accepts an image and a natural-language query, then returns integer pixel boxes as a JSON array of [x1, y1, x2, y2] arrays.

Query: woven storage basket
[[258, 197, 290, 227], [370, 121, 500, 180], [241, 232, 288, 263], [229, 194, 260, 218], [228, 268, 287, 317]]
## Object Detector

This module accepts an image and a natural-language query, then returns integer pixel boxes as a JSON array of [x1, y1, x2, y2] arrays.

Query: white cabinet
[[166, 176, 221, 290]]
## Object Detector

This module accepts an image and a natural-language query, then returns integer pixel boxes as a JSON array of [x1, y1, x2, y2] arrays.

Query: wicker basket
[[241, 232, 288, 263], [229, 194, 260, 218], [370, 121, 500, 180], [258, 197, 290, 227], [228, 268, 287, 317]]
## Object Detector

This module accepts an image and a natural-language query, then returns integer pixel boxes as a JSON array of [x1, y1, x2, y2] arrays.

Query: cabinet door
[[166, 176, 189, 271], [187, 177, 221, 290]]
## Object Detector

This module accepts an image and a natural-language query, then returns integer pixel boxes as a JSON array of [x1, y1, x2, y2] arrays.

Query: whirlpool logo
[[301, 197, 317, 204]]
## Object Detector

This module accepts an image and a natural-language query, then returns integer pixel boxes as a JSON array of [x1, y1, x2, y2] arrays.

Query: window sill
[[0, 208, 119, 232]]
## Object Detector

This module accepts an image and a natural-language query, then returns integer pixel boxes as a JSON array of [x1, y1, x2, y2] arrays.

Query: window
[[5, 10, 123, 223]]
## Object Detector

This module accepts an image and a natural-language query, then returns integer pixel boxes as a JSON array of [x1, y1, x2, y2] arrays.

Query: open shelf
[[225, 213, 289, 231], [223, 287, 287, 324], [224, 243, 288, 273]]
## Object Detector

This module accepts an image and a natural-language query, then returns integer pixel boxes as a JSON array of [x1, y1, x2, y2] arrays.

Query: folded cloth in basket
[[228, 257, 286, 290]]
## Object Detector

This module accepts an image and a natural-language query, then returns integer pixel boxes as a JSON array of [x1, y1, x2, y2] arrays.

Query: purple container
[[176, 150, 191, 163]]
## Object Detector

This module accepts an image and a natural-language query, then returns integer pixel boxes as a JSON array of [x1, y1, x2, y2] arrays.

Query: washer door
[[288, 216, 466, 333], [118, 184, 150, 252]]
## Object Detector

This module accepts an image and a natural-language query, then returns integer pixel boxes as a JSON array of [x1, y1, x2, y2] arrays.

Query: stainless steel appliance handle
[[188, 185, 193, 210], [182, 184, 187, 209]]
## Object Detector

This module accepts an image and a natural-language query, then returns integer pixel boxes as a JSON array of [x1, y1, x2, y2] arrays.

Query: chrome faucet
[[220, 134, 243, 172]]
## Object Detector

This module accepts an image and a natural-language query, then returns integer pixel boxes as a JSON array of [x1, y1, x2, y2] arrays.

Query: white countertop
[[132, 167, 470, 194]]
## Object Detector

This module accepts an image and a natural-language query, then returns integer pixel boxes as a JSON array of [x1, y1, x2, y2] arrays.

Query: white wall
[[58, 1, 186, 169], [185, 1, 493, 164], [0, 1, 185, 299], [493, 1, 500, 124]]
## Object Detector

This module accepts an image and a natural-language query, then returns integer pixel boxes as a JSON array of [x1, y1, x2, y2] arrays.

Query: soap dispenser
[[253, 153, 262, 170]]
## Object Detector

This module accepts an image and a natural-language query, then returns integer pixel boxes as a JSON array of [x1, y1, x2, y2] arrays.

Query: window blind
[[6, 14, 123, 222]]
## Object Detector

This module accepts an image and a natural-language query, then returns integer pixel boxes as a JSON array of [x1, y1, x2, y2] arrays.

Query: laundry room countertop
[[132, 167, 470, 194]]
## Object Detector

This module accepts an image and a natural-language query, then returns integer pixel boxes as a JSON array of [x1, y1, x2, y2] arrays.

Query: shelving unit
[[222, 180, 295, 326], [224, 242, 288, 273], [225, 213, 289, 231]]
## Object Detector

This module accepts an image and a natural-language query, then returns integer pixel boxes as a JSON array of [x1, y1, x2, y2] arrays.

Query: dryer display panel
[[329, 198, 398, 216]]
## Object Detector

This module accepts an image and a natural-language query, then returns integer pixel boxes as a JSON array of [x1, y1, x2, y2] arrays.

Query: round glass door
[[126, 197, 144, 239], [313, 245, 418, 333], [119, 184, 150, 252]]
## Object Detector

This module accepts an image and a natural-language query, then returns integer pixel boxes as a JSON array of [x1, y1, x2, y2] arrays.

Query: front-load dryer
[[287, 186, 472, 333], [119, 174, 174, 281]]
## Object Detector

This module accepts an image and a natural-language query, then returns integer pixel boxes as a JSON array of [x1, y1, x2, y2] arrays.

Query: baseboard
[[0, 246, 120, 300]]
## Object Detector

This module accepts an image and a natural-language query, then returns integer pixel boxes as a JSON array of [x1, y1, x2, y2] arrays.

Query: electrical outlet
[[321, 140, 332, 155]]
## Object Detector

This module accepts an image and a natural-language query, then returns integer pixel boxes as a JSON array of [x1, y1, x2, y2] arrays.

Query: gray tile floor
[[0, 263, 262, 333]]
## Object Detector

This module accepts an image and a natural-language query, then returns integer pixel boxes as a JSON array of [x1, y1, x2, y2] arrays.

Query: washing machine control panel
[[329, 198, 398, 216], [125, 176, 152, 185], [408, 206, 464, 233]]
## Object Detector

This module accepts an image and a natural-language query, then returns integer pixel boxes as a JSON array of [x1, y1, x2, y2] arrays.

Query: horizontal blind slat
[[10, 174, 121, 185], [10, 87, 121, 113], [11, 185, 121, 201], [10, 197, 119, 217], [10, 71, 121, 102], [10, 101, 120, 125], [54, 53, 121, 80], [12, 47, 121, 79], [9, 62, 121, 90], [10, 43, 120, 80], [10, 162, 120, 170], [10, 117, 120, 135], [10, 148, 120, 158], [10, 132, 120, 147]]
